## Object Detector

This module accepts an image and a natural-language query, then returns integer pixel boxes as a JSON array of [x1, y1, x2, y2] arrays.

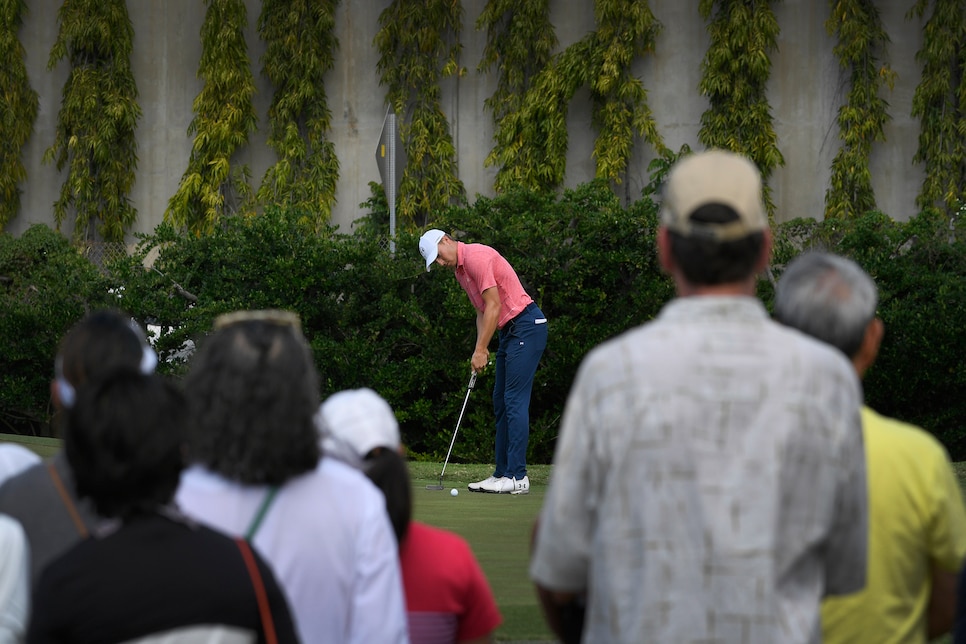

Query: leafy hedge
[[0, 225, 114, 435], [770, 208, 966, 458], [2, 184, 964, 463], [107, 179, 672, 466]]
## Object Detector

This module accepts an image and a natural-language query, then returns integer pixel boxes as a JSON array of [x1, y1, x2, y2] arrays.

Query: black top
[[27, 511, 299, 643]]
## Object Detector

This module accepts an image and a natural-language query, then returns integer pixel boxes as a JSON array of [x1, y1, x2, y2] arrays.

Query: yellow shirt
[[822, 406, 966, 643]]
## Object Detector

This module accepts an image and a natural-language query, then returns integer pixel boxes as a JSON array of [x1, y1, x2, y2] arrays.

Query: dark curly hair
[[183, 317, 321, 485], [66, 370, 186, 520]]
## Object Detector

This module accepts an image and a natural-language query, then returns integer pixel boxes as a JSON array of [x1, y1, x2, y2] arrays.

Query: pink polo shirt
[[455, 242, 533, 329]]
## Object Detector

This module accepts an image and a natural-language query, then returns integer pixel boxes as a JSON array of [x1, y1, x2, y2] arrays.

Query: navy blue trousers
[[492, 302, 547, 480]]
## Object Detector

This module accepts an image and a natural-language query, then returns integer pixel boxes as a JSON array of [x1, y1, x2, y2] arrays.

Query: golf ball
[[450, 488, 459, 497]]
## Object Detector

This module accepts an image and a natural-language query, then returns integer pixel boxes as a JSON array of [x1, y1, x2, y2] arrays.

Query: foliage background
[[3, 175, 964, 463]]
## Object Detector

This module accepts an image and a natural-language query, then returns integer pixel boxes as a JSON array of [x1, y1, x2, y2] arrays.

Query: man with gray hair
[[530, 149, 868, 643], [775, 251, 966, 643]]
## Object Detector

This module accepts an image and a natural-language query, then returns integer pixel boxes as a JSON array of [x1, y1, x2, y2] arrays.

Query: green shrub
[[0, 225, 113, 436], [111, 184, 674, 465], [770, 210, 966, 459], [8, 187, 965, 465]]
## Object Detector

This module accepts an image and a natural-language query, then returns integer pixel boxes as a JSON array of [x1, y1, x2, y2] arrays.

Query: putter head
[[425, 473, 445, 491]]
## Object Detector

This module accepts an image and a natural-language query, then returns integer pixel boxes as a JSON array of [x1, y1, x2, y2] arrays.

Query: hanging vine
[[484, 0, 666, 194], [824, 0, 895, 221], [698, 0, 783, 221], [909, 0, 966, 219], [374, 0, 466, 228], [166, 0, 257, 237], [0, 0, 38, 231], [257, 0, 340, 234], [43, 0, 140, 242], [590, 0, 667, 184], [476, 0, 557, 192]]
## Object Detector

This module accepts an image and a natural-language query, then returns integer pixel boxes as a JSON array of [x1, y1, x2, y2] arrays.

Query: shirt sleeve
[[822, 391, 869, 596], [926, 443, 966, 572], [0, 517, 29, 644], [349, 498, 409, 644], [530, 353, 600, 592], [455, 542, 502, 641], [462, 249, 498, 296]]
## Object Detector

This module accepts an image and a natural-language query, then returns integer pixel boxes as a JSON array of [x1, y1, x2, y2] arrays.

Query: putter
[[426, 370, 477, 490]]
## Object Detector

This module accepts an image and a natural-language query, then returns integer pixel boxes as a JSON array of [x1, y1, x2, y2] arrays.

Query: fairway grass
[[11, 434, 965, 643], [408, 461, 554, 642], [411, 460, 966, 643]]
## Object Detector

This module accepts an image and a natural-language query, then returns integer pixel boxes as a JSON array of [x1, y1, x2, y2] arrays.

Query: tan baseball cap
[[660, 149, 767, 241]]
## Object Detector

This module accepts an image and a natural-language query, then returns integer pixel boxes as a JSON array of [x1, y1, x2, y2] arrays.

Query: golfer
[[419, 229, 547, 495]]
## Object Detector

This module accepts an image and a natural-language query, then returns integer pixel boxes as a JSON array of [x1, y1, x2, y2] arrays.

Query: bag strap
[[236, 538, 278, 644], [47, 461, 89, 538], [245, 486, 279, 541]]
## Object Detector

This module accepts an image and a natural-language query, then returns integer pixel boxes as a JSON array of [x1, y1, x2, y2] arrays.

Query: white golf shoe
[[468, 475, 500, 493], [509, 475, 530, 495], [485, 475, 529, 494]]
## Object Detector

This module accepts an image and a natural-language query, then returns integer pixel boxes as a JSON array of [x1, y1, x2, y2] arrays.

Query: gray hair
[[774, 252, 877, 359]]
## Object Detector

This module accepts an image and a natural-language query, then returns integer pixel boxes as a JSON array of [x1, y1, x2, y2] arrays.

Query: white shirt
[[530, 296, 867, 644], [0, 514, 29, 644], [176, 458, 408, 644]]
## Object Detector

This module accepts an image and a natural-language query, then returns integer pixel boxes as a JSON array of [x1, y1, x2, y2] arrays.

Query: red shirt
[[400, 521, 502, 643], [454, 242, 532, 329]]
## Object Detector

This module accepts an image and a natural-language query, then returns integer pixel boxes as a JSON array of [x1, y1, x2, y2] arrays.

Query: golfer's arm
[[927, 563, 957, 639], [474, 287, 501, 352]]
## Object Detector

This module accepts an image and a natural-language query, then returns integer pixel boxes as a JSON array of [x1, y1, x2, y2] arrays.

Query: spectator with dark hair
[[27, 370, 298, 643], [0, 309, 156, 586], [318, 387, 502, 644], [176, 311, 407, 644], [530, 150, 868, 643], [775, 251, 966, 643]]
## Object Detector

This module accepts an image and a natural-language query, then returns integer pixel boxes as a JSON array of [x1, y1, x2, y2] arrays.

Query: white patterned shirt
[[531, 296, 867, 644]]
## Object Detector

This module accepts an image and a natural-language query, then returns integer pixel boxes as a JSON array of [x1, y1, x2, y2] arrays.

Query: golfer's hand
[[471, 348, 489, 373]]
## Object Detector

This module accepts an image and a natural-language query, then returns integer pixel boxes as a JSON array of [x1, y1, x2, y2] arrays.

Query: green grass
[[9, 434, 964, 642], [407, 461, 553, 642], [0, 434, 61, 458]]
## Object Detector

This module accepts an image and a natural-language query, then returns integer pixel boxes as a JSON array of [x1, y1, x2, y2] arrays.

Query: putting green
[[410, 463, 554, 642]]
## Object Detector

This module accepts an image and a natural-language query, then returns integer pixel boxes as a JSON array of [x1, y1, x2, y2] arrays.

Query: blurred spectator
[[530, 150, 867, 643], [318, 387, 502, 644], [176, 311, 407, 644], [775, 251, 966, 643], [0, 310, 154, 586], [27, 369, 297, 643]]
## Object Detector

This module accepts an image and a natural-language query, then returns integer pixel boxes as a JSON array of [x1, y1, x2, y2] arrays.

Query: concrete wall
[[7, 0, 927, 243]]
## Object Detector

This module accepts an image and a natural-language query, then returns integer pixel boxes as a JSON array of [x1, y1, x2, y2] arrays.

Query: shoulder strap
[[245, 486, 279, 541], [235, 538, 278, 644], [47, 461, 89, 538]]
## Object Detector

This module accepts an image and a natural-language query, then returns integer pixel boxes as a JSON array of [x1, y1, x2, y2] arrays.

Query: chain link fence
[[78, 241, 128, 274]]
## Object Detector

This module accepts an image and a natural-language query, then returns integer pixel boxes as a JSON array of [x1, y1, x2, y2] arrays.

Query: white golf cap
[[316, 388, 400, 468], [418, 229, 446, 272], [660, 149, 767, 241]]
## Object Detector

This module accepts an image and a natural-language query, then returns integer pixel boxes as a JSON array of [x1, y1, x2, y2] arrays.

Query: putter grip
[[468, 372, 477, 389]]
